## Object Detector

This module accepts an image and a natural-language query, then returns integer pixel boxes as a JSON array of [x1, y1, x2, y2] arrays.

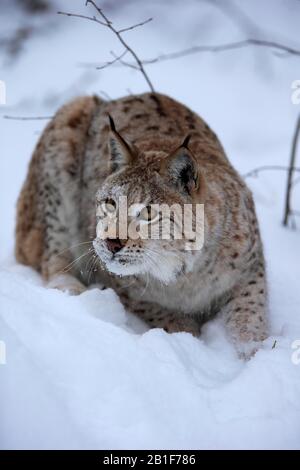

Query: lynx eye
[[100, 198, 117, 214], [139, 205, 159, 223]]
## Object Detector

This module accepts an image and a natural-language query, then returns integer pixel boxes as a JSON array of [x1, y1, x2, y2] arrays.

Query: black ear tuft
[[107, 115, 136, 172], [108, 114, 116, 132], [181, 134, 191, 149]]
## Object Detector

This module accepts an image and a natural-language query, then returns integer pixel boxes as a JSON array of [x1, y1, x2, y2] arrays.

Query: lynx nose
[[106, 238, 125, 254]]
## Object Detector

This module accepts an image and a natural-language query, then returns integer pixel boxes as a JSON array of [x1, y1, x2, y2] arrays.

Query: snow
[[1, 0, 300, 449]]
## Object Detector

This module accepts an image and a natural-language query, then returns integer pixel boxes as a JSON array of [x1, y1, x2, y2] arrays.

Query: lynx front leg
[[124, 299, 201, 337], [47, 273, 86, 295], [38, 98, 99, 293], [40, 168, 88, 294], [158, 313, 201, 337], [221, 274, 268, 359]]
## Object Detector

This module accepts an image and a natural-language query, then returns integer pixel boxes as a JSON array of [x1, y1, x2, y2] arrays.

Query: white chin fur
[[103, 257, 178, 284], [104, 259, 142, 277], [95, 243, 181, 284]]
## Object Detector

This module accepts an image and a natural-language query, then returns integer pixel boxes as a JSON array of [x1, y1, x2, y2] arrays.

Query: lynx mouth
[[93, 236, 188, 284], [93, 238, 143, 276]]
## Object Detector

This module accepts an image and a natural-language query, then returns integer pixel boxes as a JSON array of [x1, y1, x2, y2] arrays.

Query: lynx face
[[93, 118, 204, 284]]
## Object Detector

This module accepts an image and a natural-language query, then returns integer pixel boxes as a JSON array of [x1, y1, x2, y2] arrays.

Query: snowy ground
[[1, 0, 300, 449]]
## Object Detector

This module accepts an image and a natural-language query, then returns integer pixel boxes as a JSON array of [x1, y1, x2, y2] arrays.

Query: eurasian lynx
[[16, 92, 268, 358]]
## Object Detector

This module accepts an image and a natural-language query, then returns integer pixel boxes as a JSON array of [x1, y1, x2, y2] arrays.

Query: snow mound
[[1, 261, 300, 449]]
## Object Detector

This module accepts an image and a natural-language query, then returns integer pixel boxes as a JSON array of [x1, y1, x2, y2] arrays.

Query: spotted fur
[[15, 92, 268, 358]]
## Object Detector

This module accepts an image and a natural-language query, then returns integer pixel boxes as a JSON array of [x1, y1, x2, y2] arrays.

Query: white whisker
[[60, 249, 93, 274], [52, 240, 93, 261]]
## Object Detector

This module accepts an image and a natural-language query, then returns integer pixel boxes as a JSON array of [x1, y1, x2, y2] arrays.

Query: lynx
[[16, 92, 268, 358]]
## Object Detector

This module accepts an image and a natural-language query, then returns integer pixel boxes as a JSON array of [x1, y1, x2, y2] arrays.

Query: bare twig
[[140, 39, 300, 66], [243, 165, 300, 179], [292, 175, 300, 187], [58, 0, 155, 92], [118, 17, 153, 34], [96, 49, 128, 70], [3, 115, 53, 120], [110, 51, 139, 70], [201, 0, 261, 37], [79, 37, 300, 70], [86, 0, 154, 91], [283, 115, 300, 227], [57, 10, 108, 27], [99, 90, 112, 100]]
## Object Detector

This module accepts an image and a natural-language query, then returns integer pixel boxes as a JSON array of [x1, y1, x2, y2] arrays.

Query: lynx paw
[[162, 315, 201, 337], [47, 274, 86, 295], [235, 340, 261, 361]]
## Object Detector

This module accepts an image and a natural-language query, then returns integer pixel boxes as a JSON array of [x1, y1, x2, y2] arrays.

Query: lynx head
[[93, 116, 205, 284]]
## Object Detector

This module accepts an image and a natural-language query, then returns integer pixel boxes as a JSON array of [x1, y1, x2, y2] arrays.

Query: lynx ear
[[108, 115, 135, 172], [161, 135, 199, 195]]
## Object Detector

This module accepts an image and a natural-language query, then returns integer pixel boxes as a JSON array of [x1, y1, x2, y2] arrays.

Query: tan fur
[[16, 143, 43, 269], [15, 95, 99, 272], [15, 92, 268, 358]]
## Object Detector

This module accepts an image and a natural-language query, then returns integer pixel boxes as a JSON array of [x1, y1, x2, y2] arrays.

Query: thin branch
[[3, 115, 53, 120], [79, 37, 300, 70], [118, 17, 153, 34], [86, 0, 154, 91], [57, 10, 108, 28], [243, 165, 300, 179], [126, 88, 134, 96], [99, 90, 112, 100], [202, 0, 261, 37], [58, 0, 155, 92], [140, 39, 300, 66], [109, 50, 139, 70], [283, 115, 300, 227], [96, 49, 128, 70], [85, 0, 110, 21], [292, 175, 300, 187]]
